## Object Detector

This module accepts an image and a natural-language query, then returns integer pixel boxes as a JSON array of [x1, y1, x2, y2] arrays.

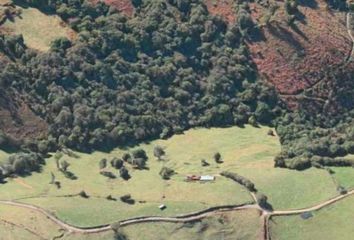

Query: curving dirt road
[[270, 189, 354, 216], [0, 200, 260, 234], [0, 189, 354, 238]]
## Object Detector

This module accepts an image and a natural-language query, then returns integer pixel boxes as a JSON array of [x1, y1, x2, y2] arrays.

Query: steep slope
[[205, 0, 353, 109], [0, 90, 48, 141], [0, 52, 47, 142]]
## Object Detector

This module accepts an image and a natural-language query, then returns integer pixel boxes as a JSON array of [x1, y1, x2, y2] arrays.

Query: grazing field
[[0, 204, 63, 240], [0, 125, 341, 229], [270, 195, 354, 240], [1, 126, 277, 227], [0, 126, 351, 240], [234, 167, 338, 210], [122, 209, 262, 240], [2, 6, 75, 51]]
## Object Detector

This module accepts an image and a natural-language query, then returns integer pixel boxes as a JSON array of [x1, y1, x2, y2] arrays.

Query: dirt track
[[0, 189, 354, 238]]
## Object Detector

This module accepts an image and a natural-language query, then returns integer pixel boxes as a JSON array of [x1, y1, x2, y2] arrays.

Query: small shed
[[200, 175, 215, 181], [159, 204, 166, 210]]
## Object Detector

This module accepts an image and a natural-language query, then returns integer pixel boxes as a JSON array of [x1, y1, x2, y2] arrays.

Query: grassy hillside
[[123, 209, 262, 240]]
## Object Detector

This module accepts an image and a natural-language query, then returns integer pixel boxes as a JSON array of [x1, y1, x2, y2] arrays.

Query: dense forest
[[0, 0, 354, 174]]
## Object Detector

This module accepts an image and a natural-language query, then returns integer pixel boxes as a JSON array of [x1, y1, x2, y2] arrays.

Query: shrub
[[159, 167, 175, 180], [79, 190, 89, 198], [221, 171, 256, 192], [99, 158, 107, 169], [111, 157, 124, 169]]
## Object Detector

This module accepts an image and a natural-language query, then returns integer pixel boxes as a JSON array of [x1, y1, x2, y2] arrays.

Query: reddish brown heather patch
[[90, 0, 134, 17], [204, 0, 235, 23], [247, 1, 351, 96], [0, 93, 48, 140]]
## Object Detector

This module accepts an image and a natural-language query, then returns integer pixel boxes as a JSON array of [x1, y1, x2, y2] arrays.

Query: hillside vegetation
[[0, 0, 353, 172]]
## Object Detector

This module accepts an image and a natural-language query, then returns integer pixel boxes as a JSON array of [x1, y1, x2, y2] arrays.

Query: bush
[[153, 146, 165, 160], [100, 171, 116, 178], [79, 190, 89, 198], [119, 166, 130, 180], [99, 158, 107, 169], [120, 194, 135, 204], [0, 152, 45, 177], [221, 171, 256, 192], [132, 149, 148, 161], [111, 157, 124, 169], [159, 167, 175, 180]]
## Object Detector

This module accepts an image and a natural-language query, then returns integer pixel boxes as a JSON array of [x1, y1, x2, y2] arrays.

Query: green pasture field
[[270, 195, 354, 240], [122, 209, 262, 240], [0, 125, 342, 228], [0, 126, 275, 227]]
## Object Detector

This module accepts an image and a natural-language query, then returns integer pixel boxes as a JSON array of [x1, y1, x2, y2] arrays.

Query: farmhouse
[[186, 175, 215, 182], [200, 175, 215, 181]]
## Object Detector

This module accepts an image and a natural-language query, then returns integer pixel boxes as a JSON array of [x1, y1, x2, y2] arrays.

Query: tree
[[122, 153, 131, 162], [201, 159, 209, 167], [120, 194, 135, 204], [132, 149, 148, 161], [159, 167, 175, 180], [214, 152, 222, 163], [60, 160, 70, 172], [99, 158, 107, 169], [79, 190, 89, 198], [285, 0, 298, 15], [132, 158, 147, 169], [153, 146, 165, 160], [100, 171, 116, 178], [119, 166, 130, 180], [111, 157, 124, 169], [256, 192, 272, 211]]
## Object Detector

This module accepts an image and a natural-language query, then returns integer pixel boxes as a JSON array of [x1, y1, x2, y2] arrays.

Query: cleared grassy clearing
[[270, 195, 354, 240], [123, 209, 262, 240], [3, 5, 75, 51]]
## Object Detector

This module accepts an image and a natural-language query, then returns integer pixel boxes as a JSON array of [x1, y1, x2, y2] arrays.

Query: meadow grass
[[330, 155, 354, 189], [0, 204, 63, 239], [122, 209, 262, 240], [1, 126, 275, 226], [3, 6, 75, 51], [233, 167, 338, 210], [270, 195, 354, 240]]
